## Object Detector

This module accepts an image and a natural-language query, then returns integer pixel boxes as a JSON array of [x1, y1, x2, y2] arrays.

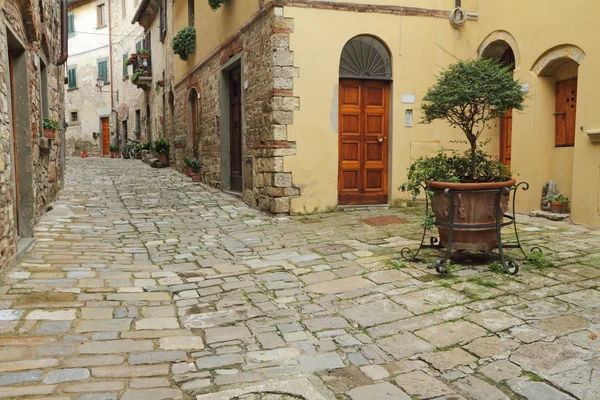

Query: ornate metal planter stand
[[401, 182, 542, 275]]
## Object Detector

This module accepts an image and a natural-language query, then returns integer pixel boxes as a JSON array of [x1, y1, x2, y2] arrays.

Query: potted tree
[[172, 26, 196, 61], [190, 158, 201, 182], [183, 157, 192, 176], [548, 194, 569, 213], [43, 118, 59, 139], [404, 58, 526, 251], [153, 139, 170, 164], [109, 144, 119, 158]]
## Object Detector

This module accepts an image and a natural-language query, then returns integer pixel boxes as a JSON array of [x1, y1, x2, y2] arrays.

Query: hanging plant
[[208, 0, 227, 10], [172, 26, 196, 61]]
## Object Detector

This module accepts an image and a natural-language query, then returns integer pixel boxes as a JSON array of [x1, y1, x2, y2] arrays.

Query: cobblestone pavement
[[1, 157, 600, 400]]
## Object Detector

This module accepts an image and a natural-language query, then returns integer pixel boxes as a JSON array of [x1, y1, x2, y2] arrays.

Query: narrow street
[[0, 157, 599, 400]]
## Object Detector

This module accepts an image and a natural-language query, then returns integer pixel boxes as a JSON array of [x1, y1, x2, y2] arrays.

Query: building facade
[[1, 0, 67, 268], [170, 0, 600, 228]]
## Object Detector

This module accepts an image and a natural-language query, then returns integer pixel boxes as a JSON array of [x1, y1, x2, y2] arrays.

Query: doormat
[[361, 215, 408, 226]]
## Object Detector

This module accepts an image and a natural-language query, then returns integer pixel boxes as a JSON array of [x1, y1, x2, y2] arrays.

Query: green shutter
[[68, 14, 75, 36], [123, 54, 128, 77], [98, 61, 108, 83], [68, 68, 76, 89]]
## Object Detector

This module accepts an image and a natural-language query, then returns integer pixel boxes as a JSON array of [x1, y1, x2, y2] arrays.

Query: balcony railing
[[130, 52, 152, 89]]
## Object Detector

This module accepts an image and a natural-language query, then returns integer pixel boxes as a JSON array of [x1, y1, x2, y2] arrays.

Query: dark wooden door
[[9, 52, 20, 236], [101, 117, 110, 156], [229, 67, 242, 192], [190, 91, 198, 157], [500, 109, 512, 167], [555, 77, 577, 147], [338, 79, 389, 205]]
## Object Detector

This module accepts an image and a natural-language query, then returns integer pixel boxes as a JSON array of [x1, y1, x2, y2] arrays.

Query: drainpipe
[[56, 0, 68, 65], [107, 0, 118, 144], [455, 0, 461, 6]]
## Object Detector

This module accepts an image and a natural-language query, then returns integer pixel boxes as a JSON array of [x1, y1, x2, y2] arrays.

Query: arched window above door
[[339, 35, 392, 81]]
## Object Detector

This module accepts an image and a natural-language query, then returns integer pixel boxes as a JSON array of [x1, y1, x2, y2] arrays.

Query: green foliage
[[140, 142, 153, 151], [548, 194, 569, 203], [421, 58, 526, 180], [488, 262, 504, 274], [133, 143, 143, 153], [467, 276, 500, 288], [400, 148, 512, 198], [43, 118, 59, 131], [172, 26, 196, 61], [172, 136, 186, 145], [137, 49, 150, 55], [208, 0, 227, 10], [131, 69, 144, 82], [421, 211, 435, 229], [153, 139, 169, 154], [525, 251, 554, 270], [183, 157, 191, 167], [108, 144, 119, 152], [387, 260, 406, 270], [190, 158, 201, 173]]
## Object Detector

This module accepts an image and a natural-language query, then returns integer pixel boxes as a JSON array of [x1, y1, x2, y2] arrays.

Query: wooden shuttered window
[[97, 4, 106, 27], [68, 14, 75, 36], [68, 67, 77, 89], [159, 0, 167, 42], [98, 60, 108, 83], [555, 77, 577, 147]]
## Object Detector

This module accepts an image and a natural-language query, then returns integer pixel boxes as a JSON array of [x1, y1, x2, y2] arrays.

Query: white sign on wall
[[402, 94, 415, 104]]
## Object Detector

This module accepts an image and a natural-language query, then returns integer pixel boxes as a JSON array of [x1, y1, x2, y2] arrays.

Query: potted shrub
[[43, 118, 59, 139], [548, 194, 569, 213], [404, 58, 526, 251], [173, 137, 185, 149], [137, 49, 150, 59], [109, 144, 119, 158], [153, 139, 170, 164], [190, 158, 201, 182], [172, 26, 196, 61], [208, 0, 227, 10], [183, 157, 192, 176]]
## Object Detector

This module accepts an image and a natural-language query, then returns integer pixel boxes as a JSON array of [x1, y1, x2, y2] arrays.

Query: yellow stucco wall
[[285, 5, 486, 213], [172, 0, 259, 82], [476, 0, 600, 227]]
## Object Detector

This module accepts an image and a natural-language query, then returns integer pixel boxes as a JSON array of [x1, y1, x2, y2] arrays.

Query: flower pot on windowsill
[[191, 173, 201, 182], [43, 128, 55, 139], [174, 143, 183, 149], [138, 53, 149, 59], [185, 166, 192, 176], [550, 201, 565, 213]]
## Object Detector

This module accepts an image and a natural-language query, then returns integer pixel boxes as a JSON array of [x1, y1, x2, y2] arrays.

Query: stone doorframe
[[530, 44, 586, 77], [219, 54, 244, 193]]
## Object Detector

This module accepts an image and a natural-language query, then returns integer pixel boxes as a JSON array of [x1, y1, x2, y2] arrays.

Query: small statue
[[541, 180, 557, 211]]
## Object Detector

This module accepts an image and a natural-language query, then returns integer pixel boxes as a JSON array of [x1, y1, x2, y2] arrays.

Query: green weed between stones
[[524, 251, 554, 270]]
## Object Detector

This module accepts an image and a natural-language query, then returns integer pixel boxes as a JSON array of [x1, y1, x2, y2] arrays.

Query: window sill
[[96, 25, 107, 29], [67, 87, 78, 91], [69, 121, 81, 126]]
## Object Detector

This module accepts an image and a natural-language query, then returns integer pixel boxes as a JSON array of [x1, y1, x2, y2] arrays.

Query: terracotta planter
[[185, 167, 192, 176], [174, 143, 183, 149], [428, 179, 516, 251], [191, 173, 201, 182], [43, 128, 55, 139], [138, 53, 149, 59], [157, 153, 168, 164], [550, 201, 565, 213]]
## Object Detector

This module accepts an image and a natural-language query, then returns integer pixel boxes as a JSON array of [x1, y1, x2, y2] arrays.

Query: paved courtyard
[[0, 157, 599, 400]]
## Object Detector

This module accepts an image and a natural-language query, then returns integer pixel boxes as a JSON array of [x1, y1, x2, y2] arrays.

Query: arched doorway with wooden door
[[187, 88, 199, 158], [338, 35, 392, 205], [479, 32, 519, 168]]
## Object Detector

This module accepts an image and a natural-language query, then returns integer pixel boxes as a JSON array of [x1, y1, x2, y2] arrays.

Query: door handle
[[377, 136, 387, 143]]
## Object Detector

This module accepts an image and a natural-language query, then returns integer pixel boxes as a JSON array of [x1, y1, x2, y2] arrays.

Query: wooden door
[[499, 109, 512, 167], [338, 79, 389, 205], [101, 117, 110, 156], [9, 52, 20, 236], [555, 77, 577, 147], [190, 91, 198, 157], [228, 67, 242, 192]]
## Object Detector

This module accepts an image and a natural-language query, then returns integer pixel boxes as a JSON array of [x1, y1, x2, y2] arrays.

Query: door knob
[[377, 136, 386, 143]]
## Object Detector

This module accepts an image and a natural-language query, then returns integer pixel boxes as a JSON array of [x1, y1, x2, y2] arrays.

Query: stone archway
[[530, 44, 585, 77], [478, 30, 520, 70]]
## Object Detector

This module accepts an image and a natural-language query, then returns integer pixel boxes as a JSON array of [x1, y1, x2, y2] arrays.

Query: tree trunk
[[470, 140, 477, 181]]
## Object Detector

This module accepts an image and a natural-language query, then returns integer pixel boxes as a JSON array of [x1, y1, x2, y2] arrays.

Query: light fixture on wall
[[96, 78, 108, 92]]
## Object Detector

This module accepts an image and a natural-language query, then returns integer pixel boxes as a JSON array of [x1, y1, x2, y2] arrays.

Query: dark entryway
[[228, 66, 242, 193]]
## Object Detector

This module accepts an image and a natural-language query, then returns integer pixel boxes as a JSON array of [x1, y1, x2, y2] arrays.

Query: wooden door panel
[[338, 79, 388, 205], [101, 118, 110, 156], [555, 78, 577, 147], [500, 109, 512, 167], [229, 67, 242, 192]]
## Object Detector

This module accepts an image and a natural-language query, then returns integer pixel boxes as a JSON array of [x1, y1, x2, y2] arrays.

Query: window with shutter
[[123, 54, 128, 78], [98, 60, 108, 83], [97, 4, 106, 27], [160, 0, 166, 41], [68, 67, 77, 89], [68, 14, 75, 36]]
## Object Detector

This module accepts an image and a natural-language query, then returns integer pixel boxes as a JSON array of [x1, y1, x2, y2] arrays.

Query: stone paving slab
[[0, 158, 598, 399]]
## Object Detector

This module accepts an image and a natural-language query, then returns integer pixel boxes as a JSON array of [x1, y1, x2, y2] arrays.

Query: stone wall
[[0, 0, 65, 269], [172, 5, 299, 214]]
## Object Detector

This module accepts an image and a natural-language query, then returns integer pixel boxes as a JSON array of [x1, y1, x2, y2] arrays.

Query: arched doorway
[[338, 35, 392, 205], [187, 88, 198, 158], [480, 37, 517, 167]]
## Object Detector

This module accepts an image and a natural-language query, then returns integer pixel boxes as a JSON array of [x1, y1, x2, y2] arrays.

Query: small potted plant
[[183, 157, 192, 176], [153, 139, 169, 164], [173, 137, 185, 149], [190, 158, 201, 182], [137, 49, 150, 59], [548, 194, 569, 213], [109, 144, 119, 158], [172, 26, 196, 61], [43, 118, 59, 139]]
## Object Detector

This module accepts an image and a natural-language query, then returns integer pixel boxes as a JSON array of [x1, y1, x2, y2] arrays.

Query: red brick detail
[[248, 141, 295, 150], [273, 89, 294, 97]]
